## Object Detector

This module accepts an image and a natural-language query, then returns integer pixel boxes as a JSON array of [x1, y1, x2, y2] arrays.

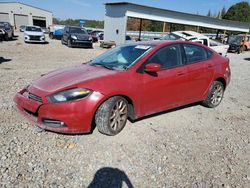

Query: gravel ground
[[0, 32, 249, 187]]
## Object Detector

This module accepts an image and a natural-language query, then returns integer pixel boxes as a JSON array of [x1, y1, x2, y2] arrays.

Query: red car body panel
[[14, 41, 231, 134]]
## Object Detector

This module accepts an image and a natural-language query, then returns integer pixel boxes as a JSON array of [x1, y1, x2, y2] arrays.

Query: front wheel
[[95, 96, 128, 136], [202, 81, 224, 108], [67, 39, 72, 48]]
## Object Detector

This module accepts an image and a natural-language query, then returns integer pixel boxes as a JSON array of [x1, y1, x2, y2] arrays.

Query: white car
[[164, 31, 229, 57], [24, 26, 46, 43]]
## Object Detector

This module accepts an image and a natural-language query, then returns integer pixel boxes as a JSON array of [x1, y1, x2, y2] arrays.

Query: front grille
[[29, 35, 41, 41], [28, 93, 43, 103], [77, 36, 89, 41]]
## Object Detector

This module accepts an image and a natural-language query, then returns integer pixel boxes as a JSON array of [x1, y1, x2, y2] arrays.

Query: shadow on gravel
[[131, 102, 200, 123], [244, 58, 250, 61], [8, 37, 18, 41], [0, 57, 12, 64], [25, 41, 50, 45], [87, 167, 134, 188]]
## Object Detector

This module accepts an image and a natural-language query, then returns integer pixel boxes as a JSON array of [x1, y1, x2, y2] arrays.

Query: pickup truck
[[164, 31, 229, 57]]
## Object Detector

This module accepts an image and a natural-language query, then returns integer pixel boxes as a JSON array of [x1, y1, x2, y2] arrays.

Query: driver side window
[[147, 44, 182, 69]]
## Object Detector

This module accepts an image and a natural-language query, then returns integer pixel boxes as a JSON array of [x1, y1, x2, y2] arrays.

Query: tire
[[202, 81, 224, 108], [4, 34, 8, 41], [49, 33, 54, 39], [67, 39, 72, 48], [243, 45, 247, 51], [61, 38, 64, 45], [95, 96, 128, 136]]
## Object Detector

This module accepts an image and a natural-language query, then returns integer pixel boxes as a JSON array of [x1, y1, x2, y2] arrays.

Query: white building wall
[[104, 5, 128, 45], [0, 3, 52, 28]]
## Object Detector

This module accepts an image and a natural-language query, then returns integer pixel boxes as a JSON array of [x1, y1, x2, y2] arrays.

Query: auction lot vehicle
[[49, 25, 64, 39], [61, 26, 93, 48], [0, 29, 5, 40], [227, 35, 250, 53], [24, 26, 46, 43], [14, 41, 231, 135], [164, 31, 229, 56], [19, 25, 26, 32], [0, 22, 13, 40]]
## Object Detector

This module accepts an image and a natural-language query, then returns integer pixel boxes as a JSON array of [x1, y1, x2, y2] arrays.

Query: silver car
[[24, 26, 46, 43]]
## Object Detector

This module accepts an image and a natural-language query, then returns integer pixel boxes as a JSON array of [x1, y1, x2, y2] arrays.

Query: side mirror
[[144, 63, 161, 73]]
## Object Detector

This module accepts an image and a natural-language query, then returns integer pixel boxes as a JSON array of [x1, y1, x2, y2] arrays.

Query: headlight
[[47, 88, 92, 103], [71, 35, 77, 40], [88, 36, 92, 41]]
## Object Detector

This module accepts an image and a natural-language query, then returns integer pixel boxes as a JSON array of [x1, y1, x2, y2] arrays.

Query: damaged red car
[[14, 41, 231, 135]]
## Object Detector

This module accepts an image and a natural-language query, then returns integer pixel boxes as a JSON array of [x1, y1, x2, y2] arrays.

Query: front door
[[136, 44, 188, 116]]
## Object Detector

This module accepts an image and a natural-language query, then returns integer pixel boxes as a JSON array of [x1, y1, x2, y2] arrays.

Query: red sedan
[[14, 41, 231, 135]]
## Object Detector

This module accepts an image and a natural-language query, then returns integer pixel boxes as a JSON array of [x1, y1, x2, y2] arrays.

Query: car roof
[[125, 40, 212, 50]]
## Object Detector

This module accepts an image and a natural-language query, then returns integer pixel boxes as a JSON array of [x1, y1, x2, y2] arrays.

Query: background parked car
[[90, 30, 103, 42], [0, 22, 14, 40], [227, 35, 250, 53], [0, 28, 5, 41], [41, 27, 49, 34], [24, 26, 46, 43], [19, 25, 26, 32], [61, 26, 93, 48], [49, 25, 65, 39], [164, 31, 229, 57]]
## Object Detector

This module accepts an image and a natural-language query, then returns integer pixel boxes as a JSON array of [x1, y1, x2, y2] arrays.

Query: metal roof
[[0, 1, 52, 13], [105, 2, 250, 32]]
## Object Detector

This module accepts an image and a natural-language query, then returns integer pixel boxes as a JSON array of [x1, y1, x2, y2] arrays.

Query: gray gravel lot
[[0, 33, 250, 187]]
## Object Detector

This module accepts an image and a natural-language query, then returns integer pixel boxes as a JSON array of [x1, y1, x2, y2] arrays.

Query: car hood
[[24, 31, 44, 36], [71, 33, 90, 40], [31, 64, 116, 93]]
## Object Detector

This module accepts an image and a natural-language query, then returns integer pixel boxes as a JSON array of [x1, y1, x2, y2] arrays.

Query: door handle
[[207, 64, 213, 68], [176, 71, 185, 76]]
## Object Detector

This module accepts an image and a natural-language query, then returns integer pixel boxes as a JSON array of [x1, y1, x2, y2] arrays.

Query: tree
[[52, 18, 104, 28], [223, 2, 250, 22], [221, 7, 227, 18], [207, 10, 212, 17]]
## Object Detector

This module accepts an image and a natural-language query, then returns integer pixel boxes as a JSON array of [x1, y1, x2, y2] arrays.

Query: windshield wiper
[[91, 63, 113, 70]]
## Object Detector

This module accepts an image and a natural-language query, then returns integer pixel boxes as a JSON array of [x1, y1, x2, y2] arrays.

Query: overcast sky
[[0, 0, 249, 20]]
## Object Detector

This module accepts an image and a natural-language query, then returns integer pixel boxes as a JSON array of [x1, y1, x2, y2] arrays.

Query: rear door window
[[183, 44, 208, 64]]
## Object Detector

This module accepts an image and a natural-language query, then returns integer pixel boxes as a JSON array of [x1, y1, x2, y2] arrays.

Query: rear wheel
[[202, 81, 224, 108], [95, 96, 128, 136]]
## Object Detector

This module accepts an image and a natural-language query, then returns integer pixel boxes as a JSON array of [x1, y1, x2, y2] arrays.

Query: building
[[0, 2, 53, 29], [104, 2, 250, 45]]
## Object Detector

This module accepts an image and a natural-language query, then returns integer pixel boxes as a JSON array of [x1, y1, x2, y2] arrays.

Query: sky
[[0, 0, 249, 20]]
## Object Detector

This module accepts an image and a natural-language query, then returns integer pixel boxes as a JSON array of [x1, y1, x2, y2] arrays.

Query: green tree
[[207, 10, 212, 17], [221, 6, 227, 18], [223, 1, 250, 22]]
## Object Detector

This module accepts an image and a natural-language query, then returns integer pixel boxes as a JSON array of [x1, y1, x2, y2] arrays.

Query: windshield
[[228, 36, 241, 45], [90, 44, 153, 70], [70, 27, 87, 34], [26, 26, 42, 32]]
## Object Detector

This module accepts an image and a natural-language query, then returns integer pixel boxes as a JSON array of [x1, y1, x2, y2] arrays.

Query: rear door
[[137, 44, 188, 115]]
